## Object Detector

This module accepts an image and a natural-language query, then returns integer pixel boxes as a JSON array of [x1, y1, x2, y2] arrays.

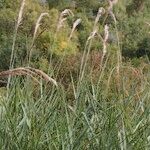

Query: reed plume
[[108, 0, 118, 23], [10, 0, 26, 69], [69, 18, 81, 40], [94, 7, 105, 27], [79, 7, 105, 81], [56, 9, 74, 33], [103, 24, 109, 55], [28, 13, 49, 64], [7, 0, 26, 94]]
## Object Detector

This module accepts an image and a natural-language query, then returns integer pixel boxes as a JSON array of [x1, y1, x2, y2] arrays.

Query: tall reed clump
[[79, 7, 105, 81], [6, 0, 56, 95], [0, 65, 149, 149], [0, 1, 150, 150], [108, 0, 122, 77]]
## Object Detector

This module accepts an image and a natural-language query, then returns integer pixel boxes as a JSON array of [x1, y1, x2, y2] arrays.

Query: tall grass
[[7, 0, 26, 94], [0, 66, 150, 149], [0, 1, 150, 149]]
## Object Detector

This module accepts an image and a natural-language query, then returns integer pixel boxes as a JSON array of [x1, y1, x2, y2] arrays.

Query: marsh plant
[[0, 0, 150, 149]]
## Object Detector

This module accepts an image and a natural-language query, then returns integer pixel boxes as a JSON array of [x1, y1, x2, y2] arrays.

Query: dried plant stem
[[107, 0, 122, 88], [79, 8, 105, 81], [99, 24, 109, 70], [80, 40, 93, 81], [1, 67, 57, 87], [118, 116, 127, 150], [7, 0, 26, 94], [114, 21, 122, 93], [9, 0, 26, 70], [95, 53, 110, 94], [79, 29, 98, 81], [26, 67, 57, 86], [102, 1, 121, 75], [28, 13, 49, 65]]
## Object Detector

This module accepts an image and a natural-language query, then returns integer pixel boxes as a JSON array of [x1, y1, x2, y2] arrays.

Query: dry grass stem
[[33, 13, 49, 41], [108, 0, 118, 23], [28, 13, 49, 63], [10, 0, 26, 69], [88, 7, 105, 43], [87, 27, 98, 41], [1, 68, 57, 86], [27, 67, 58, 86], [7, 0, 26, 94], [80, 8, 105, 81]]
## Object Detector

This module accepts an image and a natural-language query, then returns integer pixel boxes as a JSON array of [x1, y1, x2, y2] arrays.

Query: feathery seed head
[[57, 9, 74, 32], [87, 27, 98, 41], [33, 13, 49, 40], [103, 24, 109, 54], [17, 0, 26, 28], [94, 7, 105, 27], [69, 18, 82, 40]]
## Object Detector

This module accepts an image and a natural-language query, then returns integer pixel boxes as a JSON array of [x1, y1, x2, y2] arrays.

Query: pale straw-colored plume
[[80, 7, 105, 80], [94, 7, 105, 27], [8, 0, 26, 92], [108, 0, 118, 10], [56, 9, 74, 33], [61, 9, 74, 16], [10, 0, 26, 68], [33, 13, 49, 42], [111, 0, 118, 5], [69, 18, 82, 40], [0, 67, 58, 86], [16, 0, 26, 28], [108, 0, 118, 23], [29, 13, 49, 63], [145, 22, 150, 26], [103, 24, 109, 55], [88, 7, 105, 42]]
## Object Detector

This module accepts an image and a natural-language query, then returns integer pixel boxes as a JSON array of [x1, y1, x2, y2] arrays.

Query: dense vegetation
[[0, 0, 150, 70], [0, 0, 150, 149]]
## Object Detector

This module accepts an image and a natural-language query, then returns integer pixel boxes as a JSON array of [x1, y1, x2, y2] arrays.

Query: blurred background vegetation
[[0, 0, 149, 72]]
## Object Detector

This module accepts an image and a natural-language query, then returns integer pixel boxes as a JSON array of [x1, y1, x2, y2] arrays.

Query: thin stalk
[[7, 0, 26, 96]]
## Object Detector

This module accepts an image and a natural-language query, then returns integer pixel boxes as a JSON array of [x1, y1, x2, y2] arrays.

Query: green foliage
[[0, 1, 150, 149], [0, 0, 150, 72], [121, 17, 149, 58], [0, 35, 12, 70], [0, 59, 149, 149], [136, 37, 150, 58], [116, 0, 150, 59]]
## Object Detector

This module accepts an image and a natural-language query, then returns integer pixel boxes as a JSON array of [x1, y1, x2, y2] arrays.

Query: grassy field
[[0, 0, 150, 149], [0, 58, 150, 149]]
